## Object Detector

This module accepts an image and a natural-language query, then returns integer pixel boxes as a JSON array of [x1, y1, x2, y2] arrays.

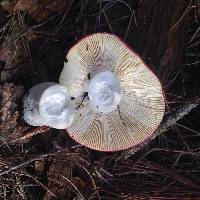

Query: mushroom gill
[[59, 33, 165, 151]]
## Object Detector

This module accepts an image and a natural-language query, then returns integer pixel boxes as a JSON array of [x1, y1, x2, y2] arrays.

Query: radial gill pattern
[[61, 33, 165, 151]]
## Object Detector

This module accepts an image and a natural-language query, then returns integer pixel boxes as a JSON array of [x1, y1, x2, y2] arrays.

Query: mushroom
[[23, 83, 75, 129], [88, 70, 122, 114], [59, 33, 165, 151]]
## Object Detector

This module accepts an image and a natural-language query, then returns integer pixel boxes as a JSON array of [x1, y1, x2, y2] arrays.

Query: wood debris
[[0, 83, 24, 145], [0, 17, 34, 82], [1, 0, 74, 22]]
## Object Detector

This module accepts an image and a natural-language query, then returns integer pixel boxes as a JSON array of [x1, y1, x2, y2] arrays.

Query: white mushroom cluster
[[24, 33, 165, 151]]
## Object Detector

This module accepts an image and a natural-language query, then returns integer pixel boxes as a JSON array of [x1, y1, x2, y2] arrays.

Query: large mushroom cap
[[60, 33, 165, 151]]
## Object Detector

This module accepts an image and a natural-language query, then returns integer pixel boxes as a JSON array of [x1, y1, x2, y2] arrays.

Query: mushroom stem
[[88, 71, 122, 114]]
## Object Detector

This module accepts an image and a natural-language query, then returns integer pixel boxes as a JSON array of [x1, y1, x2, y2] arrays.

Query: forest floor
[[0, 0, 200, 200]]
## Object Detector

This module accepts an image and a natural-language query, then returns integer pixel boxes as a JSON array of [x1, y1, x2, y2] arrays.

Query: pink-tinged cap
[[59, 33, 165, 151]]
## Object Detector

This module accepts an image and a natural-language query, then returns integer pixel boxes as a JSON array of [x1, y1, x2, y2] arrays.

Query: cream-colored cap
[[60, 33, 165, 151]]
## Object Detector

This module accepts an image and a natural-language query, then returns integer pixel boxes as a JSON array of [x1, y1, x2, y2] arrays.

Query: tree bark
[[136, 0, 194, 85]]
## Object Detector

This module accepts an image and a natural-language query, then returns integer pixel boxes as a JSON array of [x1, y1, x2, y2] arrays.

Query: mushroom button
[[23, 83, 75, 129], [59, 33, 165, 151]]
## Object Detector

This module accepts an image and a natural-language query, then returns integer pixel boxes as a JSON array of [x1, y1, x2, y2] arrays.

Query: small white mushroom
[[23, 83, 75, 129], [39, 84, 75, 129], [23, 82, 55, 126], [59, 33, 165, 151]]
